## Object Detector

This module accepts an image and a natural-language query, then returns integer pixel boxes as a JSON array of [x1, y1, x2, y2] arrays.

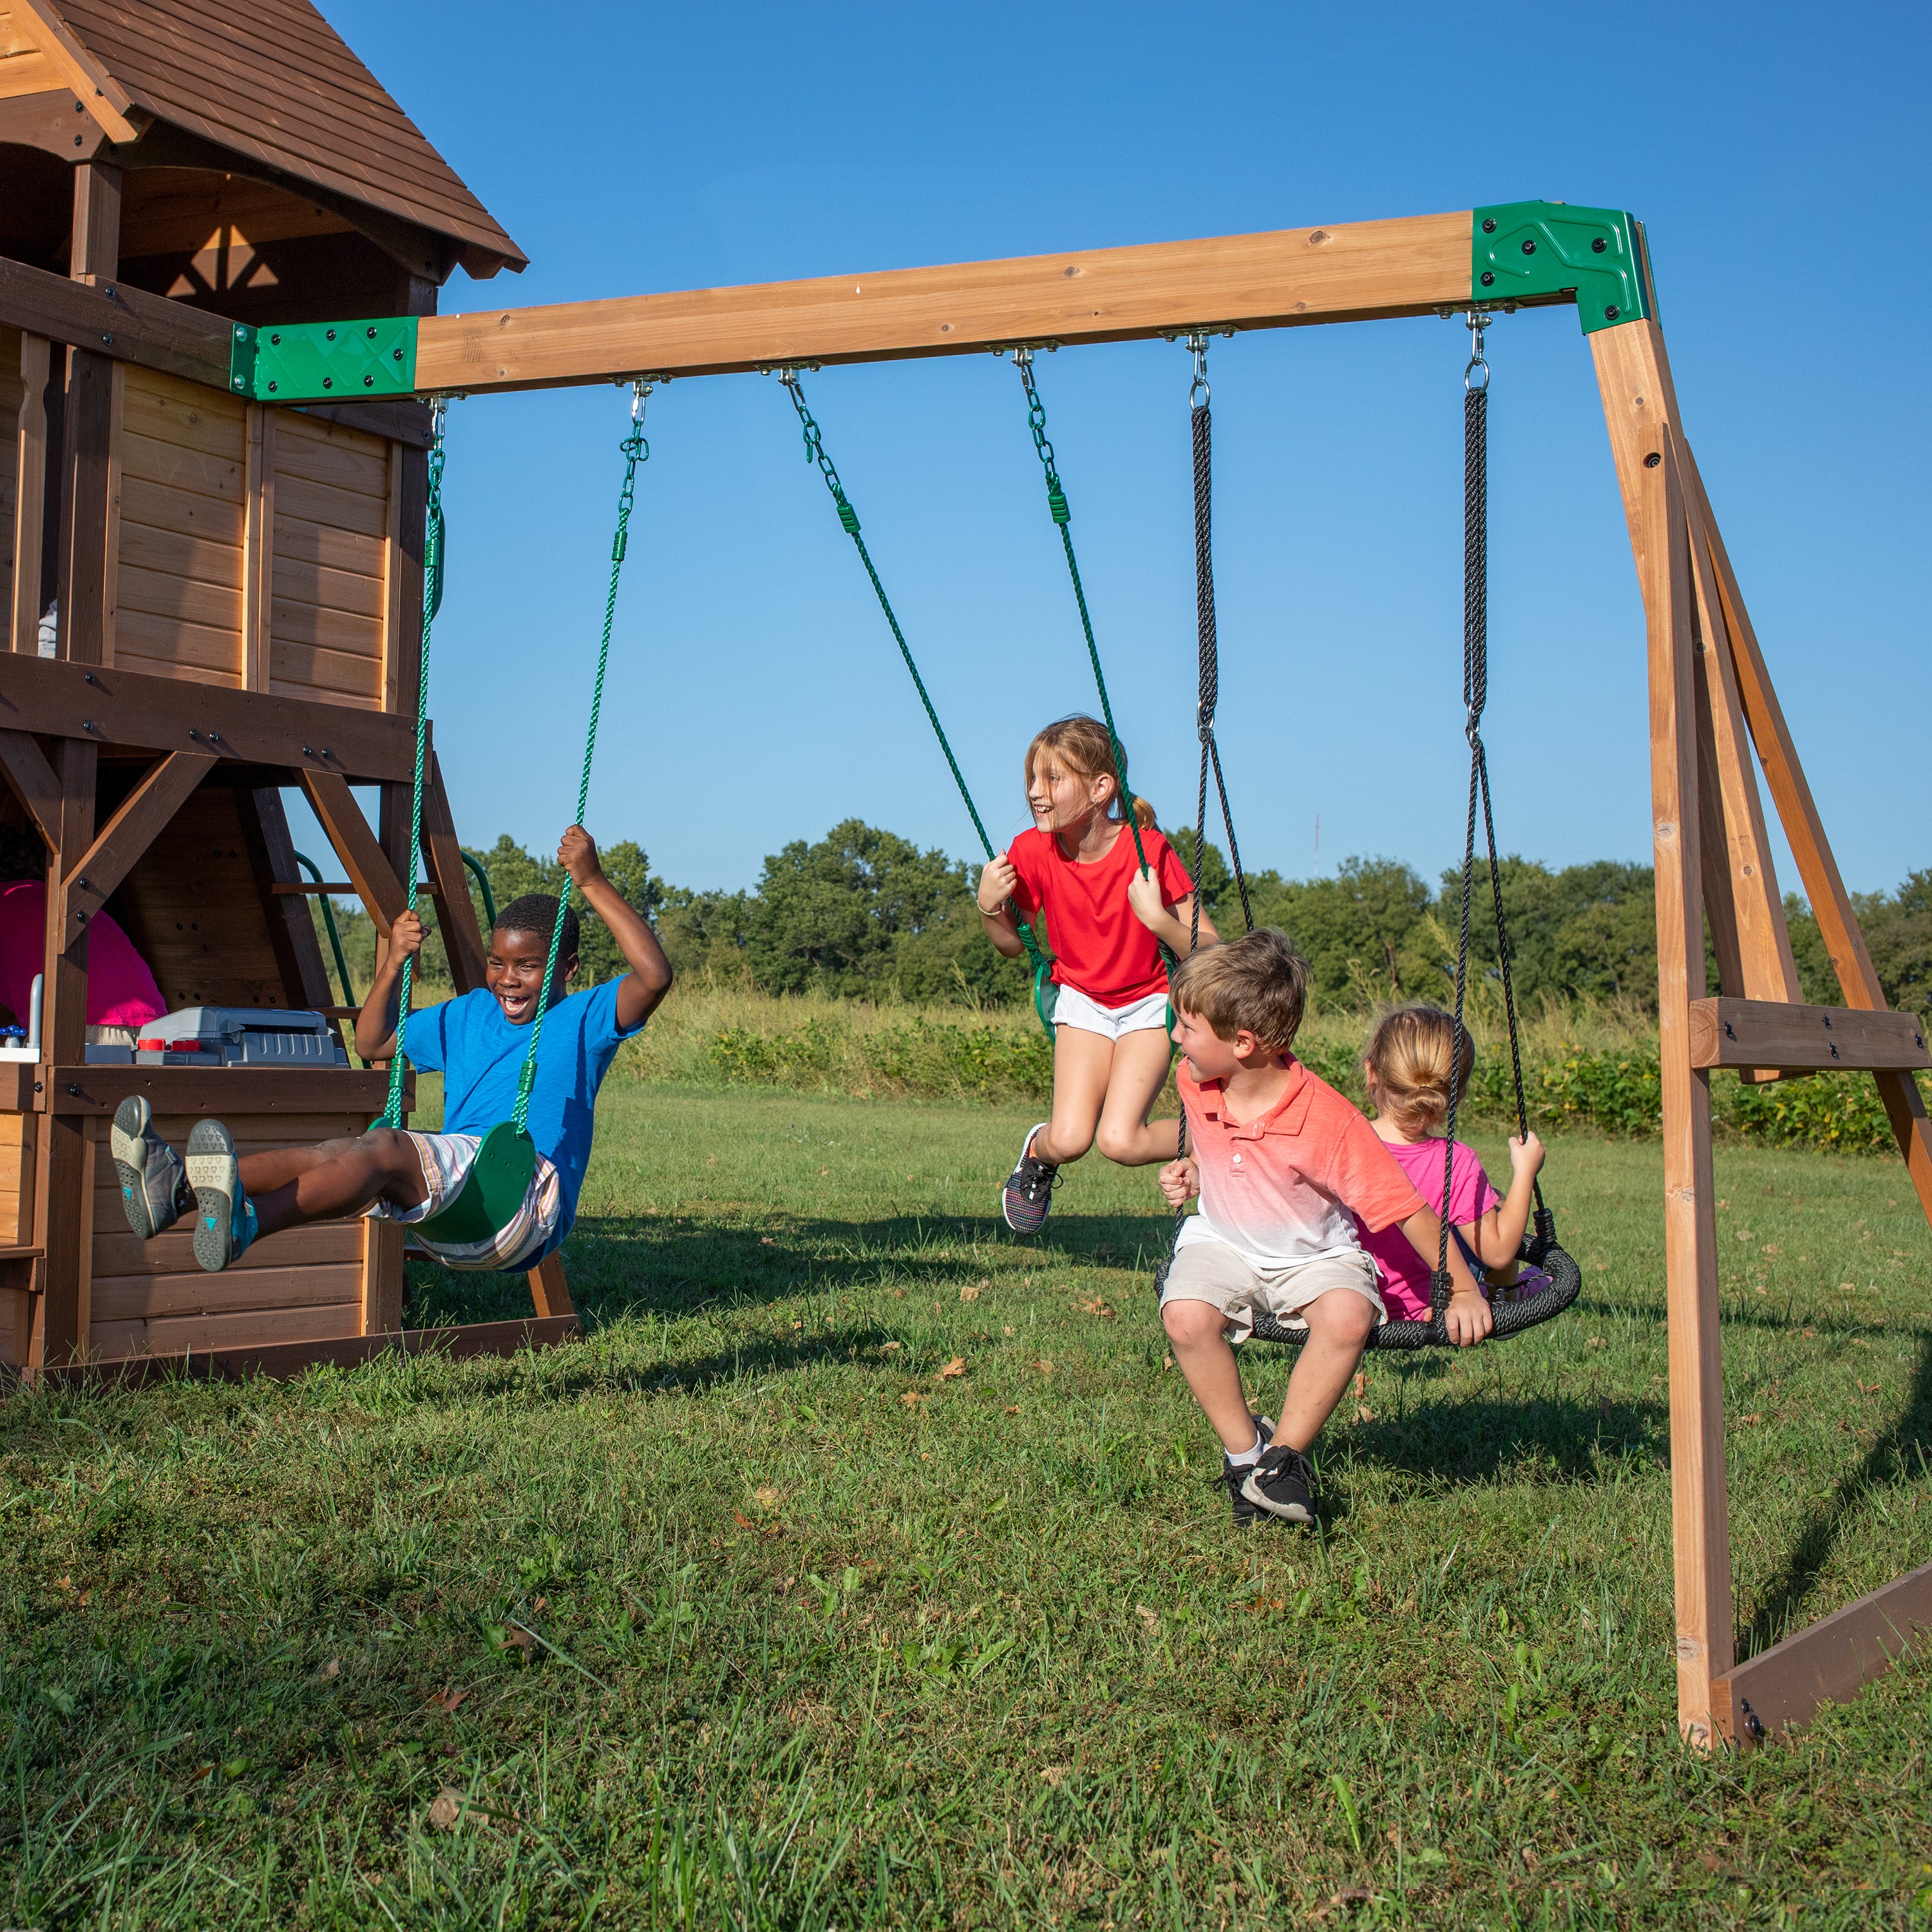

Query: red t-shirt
[[1006, 823, 1195, 1006]]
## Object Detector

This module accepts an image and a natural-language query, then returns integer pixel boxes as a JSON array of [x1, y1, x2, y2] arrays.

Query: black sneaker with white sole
[[1240, 1443, 1319, 1525], [110, 1095, 193, 1241], [1001, 1122, 1059, 1235], [1224, 1415, 1276, 1526]]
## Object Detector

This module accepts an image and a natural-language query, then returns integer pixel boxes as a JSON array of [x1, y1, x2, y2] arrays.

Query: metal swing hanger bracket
[[230, 314, 421, 402]]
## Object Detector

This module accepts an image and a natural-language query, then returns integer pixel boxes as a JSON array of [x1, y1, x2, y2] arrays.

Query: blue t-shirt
[[401, 977, 640, 1249]]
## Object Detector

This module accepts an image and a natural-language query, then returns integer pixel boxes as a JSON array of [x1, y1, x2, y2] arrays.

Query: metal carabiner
[[1464, 312, 1490, 393], [1186, 331, 1209, 409]]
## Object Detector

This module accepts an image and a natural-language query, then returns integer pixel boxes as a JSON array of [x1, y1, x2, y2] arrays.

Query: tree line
[[312, 821, 1932, 1022]]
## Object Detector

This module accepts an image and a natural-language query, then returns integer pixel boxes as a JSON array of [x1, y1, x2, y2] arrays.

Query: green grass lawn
[[4, 1084, 1930, 1928]]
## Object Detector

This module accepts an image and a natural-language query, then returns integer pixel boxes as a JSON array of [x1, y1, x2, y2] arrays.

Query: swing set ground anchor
[[1471, 200, 1651, 335]]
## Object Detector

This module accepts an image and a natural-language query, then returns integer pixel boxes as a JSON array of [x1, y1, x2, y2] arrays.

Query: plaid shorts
[[365, 1130, 562, 1271]]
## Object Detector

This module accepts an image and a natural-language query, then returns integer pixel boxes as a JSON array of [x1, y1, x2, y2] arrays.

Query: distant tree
[[464, 833, 664, 986]]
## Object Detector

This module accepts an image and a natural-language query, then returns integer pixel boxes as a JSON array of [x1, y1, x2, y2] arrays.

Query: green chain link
[[1015, 354, 1176, 977], [509, 390, 652, 1133], [782, 371, 1056, 1039], [381, 405, 446, 1128]]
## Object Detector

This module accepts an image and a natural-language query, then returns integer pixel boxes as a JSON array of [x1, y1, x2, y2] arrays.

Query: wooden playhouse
[[0, 0, 574, 1376]]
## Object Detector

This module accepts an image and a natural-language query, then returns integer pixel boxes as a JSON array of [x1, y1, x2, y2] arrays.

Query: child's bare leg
[[1276, 1287, 1377, 1454], [1030, 1028, 1113, 1166], [1093, 1028, 1181, 1166], [1162, 1298, 1258, 1455], [241, 1128, 429, 1238]]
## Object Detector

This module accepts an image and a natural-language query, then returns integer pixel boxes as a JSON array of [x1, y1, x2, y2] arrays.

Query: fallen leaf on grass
[[430, 1686, 468, 1716], [960, 1283, 983, 1302], [318, 1658, 341, 1681], [1164, 1352, 1174, 1370], [1034, 1359, 1054, 1376], [488, 1623, 536, 1664], [1041, 1765, 1071, 1788], [734, 1511, 754, 1529], [1078, 1296, 1116, 1319], [882, 1340, 901, 1352], [1330, 1889, 1372, 1906], [1355, 1405, 1374, 1423], [753, 1486, 781, 1509], [428, 1787, 464, 1832], [935, 1358, 967, 1381], [1004, 1405, 1019, 1415], [1135, 1605, 1159, 1627], [1352, 1371, 1367, 1399], [1802, 1328, 1817, 1338], [900, 1390, 925, 1407], [1739, 1414, 1762, 1425], [1004, 1325, 1016, 1336], [1586, 1336, 1606, 1349]]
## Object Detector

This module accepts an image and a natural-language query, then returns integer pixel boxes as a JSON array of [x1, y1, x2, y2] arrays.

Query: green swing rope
[[381, 402, 448, 1129], [1013, 352, 1179, 978], [510, 387, 652, 1133], [779, 370, 1057, 1040], [381, 389, 651, 1136]]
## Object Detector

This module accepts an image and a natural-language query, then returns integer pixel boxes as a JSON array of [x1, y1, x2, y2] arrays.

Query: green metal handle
[[460, 849, 497, 934], [294, 849, 357, 1012]]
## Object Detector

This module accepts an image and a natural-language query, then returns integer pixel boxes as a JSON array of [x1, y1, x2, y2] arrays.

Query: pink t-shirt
[[1354, 1137, 1503, 1320], [0, 880, 166, 1032]]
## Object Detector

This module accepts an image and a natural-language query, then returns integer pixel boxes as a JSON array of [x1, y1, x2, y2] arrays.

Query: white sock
[[1224, 1426, 1264, 1468]]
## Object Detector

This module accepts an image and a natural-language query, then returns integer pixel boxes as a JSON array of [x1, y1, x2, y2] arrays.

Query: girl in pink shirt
[[1353, 1005, 1546, 1321], [976, 715, 1213, 1233]]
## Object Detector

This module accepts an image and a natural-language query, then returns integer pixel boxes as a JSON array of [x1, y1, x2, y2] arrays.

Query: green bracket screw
[[1471, 201, 1651, 334]]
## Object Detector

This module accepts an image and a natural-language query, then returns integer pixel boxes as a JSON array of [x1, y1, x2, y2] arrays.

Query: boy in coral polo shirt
[[1157, 931, 1492, 1526]]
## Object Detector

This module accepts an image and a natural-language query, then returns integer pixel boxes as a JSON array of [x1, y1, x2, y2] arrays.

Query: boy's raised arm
[[1396, 1204, 1494, 1347], [354, 907, 424, 1060], [558, 827, 673, 1031]]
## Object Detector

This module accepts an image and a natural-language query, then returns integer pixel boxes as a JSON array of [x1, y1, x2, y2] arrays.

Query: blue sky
[[292, 0, 1929, 902]]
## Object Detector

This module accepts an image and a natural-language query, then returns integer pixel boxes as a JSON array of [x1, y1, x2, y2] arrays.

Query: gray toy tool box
[[135, 1007, 349, 1068]]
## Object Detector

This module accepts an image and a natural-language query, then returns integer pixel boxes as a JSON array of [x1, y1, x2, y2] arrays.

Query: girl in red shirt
[[976, 715, 1215, 1232]]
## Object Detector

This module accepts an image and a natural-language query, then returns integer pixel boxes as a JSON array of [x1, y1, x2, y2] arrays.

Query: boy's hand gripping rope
[[509, 383, 652, 1134], [381, 399, 448, 1129], [780, 369, 1056, 1037]]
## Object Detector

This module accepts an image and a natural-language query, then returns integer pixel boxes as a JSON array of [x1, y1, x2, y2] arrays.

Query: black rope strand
[[1189, 396, 1252, 943]]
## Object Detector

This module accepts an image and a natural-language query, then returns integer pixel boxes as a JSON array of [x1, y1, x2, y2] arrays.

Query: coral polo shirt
[[1176, 1057, 1426, 1269]]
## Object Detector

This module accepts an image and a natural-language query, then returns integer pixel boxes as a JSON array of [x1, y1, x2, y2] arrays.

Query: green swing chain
[[381, 399, 448, 1129], [1013, 351, 1179, 976], [509, 384, 652, 1134], [779, 369, 1057, 1038]]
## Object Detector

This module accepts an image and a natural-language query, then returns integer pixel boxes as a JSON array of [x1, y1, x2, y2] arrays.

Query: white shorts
[[1159, 1231, 1385, 1345], [1053, 983, 1171, 1041], [366, 1130, 562, 1273]]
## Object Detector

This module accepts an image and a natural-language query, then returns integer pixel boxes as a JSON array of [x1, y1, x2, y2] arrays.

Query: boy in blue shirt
[[110, 826, 672, 1273]]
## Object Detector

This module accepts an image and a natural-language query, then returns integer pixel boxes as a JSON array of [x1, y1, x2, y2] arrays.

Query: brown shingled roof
[[26, 0, 526, 278]]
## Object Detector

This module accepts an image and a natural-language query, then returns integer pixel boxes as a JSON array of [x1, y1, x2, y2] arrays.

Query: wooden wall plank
[[91, 1264, 366, 1327], [91, 1297, 363, 1363], [10, 330, 48, 654]]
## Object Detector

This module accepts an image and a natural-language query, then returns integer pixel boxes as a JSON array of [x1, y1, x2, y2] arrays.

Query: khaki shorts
[[1159, 1235, 1385, 1345], [365, 1130, 562, 1273]]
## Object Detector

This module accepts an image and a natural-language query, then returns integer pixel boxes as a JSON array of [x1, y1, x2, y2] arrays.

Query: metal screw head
[[1520, 238, 1537, 256], [1591, 236, 1607, 254], [1481, 217, 1496, 234], [392, 348, 403, 361], [235, 325, 247, 339], [366, 327, 377, 339], [1643, 451, 1662, 468], [268, 381, 278, 393], [272, 332, 281, 344], [1604, 304, 1620, 321], [364, 375, 375, 388], [1480, 270, 1495, 287], [326, 328, 337, 341], [322, 378, 334, 390]]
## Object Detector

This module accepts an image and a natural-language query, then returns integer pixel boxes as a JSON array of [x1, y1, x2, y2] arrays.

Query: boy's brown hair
[[1363, 1004, 1476, 1135], [1170, 928, 1309, 1054]]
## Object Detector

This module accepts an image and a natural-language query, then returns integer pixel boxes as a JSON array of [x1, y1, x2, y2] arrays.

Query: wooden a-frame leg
[[527, 1253, 574, 1321], [421, 748, 488, 995], [1684, 450, 1932, 1225], [1593, 325, 1733, 1746]]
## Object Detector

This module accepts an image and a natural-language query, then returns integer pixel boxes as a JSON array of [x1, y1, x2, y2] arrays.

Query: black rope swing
[[1157, 320, 1581, 1351]]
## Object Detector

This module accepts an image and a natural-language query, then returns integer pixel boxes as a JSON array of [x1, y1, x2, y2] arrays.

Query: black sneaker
[[1240, 1443, 1318, 1525], [1224, 1415, 1275, 1526], [1001, 1122, 1059, 1235]]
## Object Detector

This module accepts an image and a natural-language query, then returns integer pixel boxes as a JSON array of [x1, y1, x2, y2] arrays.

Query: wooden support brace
[[59, 750, 216, 949], [299, 772, 408, 935], [420, 748, 487, 994], [0, 728, 64, 853], [1712, 1559, 1932, 1747], [363, 1217, 404, 1336], [1689, 999, 1929, 1074], [527, 1252, 573, 1320]]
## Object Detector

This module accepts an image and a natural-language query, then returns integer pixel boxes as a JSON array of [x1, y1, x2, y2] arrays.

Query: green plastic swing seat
[[412, 1119, 537, 1247]]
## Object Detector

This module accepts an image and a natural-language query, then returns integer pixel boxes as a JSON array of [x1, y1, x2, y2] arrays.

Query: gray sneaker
[[1241, 1443, 1319, 1525], [110, 1096, 192, 1240], [187, 1120, 258, 1272], [1001, 1122, 1059, 1235]]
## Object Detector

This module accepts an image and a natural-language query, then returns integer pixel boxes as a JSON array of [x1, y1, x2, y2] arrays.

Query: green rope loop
[[510, 394, 651, 1133], [381, 408, 446, 1129], [1014, 354, 1177, 980], [782, 372, 1056, 1039]]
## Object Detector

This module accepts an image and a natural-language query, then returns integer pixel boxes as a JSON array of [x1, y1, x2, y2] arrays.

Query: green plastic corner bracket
[[228, 315, 419, 403], [1472, 201, 1651, 334]]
